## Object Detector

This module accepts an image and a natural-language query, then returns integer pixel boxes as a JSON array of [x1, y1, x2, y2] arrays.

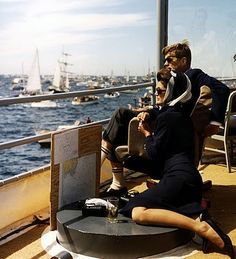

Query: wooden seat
[[115, 117, 148, 162]]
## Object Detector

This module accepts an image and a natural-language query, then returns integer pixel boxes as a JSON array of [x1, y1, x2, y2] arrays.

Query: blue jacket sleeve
[[144, 113, 170, 160]]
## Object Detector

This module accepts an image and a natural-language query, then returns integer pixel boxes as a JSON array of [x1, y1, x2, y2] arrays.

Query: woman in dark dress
[[120, 68, 234, 258]]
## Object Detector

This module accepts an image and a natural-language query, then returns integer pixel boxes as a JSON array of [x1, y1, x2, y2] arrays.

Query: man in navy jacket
[[162, 41, 229, 165]]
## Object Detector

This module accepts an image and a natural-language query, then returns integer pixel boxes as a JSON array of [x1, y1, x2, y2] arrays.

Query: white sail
[[126, 71, 130, 83], [52, 61, 61, 89], [49, 52, 71, 93], [24, 49, 42, 95], [65, 72, 69, 90]]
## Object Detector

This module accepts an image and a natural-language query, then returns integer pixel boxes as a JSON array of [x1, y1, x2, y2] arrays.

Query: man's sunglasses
[[164, 56, 180, 63], [155, 87, 166, 95]]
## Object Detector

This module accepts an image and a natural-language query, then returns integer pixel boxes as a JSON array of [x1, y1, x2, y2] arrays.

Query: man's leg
[[101, 107, 138, 164], [101, 107, 138, 195], [109, 161, 125, 190], [101, 140, 112, 165], [100, 159, 127, 196]]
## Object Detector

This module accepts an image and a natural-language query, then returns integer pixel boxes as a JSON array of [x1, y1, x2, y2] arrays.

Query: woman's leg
[[132, 207, 224, 249]]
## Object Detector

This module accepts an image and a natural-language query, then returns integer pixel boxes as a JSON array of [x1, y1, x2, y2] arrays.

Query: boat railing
[[0, 82, 154, 106], [0, 118, 111, 150], [0, 82, 155, 180]]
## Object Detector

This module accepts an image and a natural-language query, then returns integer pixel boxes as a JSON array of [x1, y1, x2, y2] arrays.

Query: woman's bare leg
[[132, 207, 224, 249]]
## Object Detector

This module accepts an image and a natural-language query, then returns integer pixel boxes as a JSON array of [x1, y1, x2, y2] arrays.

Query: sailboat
[[48, 52, 71, 93], [21, 49, 42, 96], [20, 49, 57, 107]]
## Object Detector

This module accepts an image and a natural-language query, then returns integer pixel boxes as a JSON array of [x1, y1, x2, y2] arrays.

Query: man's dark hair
[[162, 40, 192, 66]]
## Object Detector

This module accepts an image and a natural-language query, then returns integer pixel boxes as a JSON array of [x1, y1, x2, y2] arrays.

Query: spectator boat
[[1, 1, 236, 258]]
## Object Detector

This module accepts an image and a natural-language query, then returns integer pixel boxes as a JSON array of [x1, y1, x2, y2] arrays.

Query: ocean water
[[0, 76, 146, 180]]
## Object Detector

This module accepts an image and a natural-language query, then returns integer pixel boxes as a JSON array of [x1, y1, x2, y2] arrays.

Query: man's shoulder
[[185, 68, 204, 77]]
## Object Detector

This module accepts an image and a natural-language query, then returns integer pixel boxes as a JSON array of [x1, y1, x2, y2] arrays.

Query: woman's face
[[155, 81, 167, 105]]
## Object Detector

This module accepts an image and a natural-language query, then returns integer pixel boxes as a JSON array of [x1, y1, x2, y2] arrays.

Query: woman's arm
[[138, 112, 171, 160]]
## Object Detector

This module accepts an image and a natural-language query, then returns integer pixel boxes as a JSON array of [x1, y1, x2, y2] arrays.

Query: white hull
[[31, 100, 57, 108], [0, 166, 50, 237], [72, 95, 100, 105]]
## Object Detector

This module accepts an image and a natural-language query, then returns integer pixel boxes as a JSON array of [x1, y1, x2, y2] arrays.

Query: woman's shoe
[[199, 209, 211, 222], [200, 211, 235, 259]]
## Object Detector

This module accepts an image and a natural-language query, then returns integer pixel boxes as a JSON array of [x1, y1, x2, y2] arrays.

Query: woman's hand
[[137, 112, 150, 122], [138, 120, 152, 137]]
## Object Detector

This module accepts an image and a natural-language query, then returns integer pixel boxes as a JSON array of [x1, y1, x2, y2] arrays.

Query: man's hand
[[204, 124, 220, 137]]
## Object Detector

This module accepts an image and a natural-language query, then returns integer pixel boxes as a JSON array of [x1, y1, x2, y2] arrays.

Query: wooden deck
[[1, 158, 236, 259]]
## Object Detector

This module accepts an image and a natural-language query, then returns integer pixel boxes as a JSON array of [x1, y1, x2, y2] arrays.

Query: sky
[[0, 0, 236, 77]]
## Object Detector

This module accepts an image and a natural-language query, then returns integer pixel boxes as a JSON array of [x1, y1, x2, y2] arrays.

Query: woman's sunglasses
[[155, 87, 166, 95]]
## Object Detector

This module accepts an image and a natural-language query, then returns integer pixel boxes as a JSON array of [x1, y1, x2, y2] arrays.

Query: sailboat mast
[[21, 62, 26, 87], [61, 52, 72, 91], [36, 48, 40, 81]]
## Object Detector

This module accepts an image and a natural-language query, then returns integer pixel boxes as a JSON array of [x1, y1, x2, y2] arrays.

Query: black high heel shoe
[[200, 211, 235, 259]]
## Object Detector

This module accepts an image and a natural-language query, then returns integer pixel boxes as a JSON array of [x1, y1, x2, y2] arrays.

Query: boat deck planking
[[1, 158, 236, 258]]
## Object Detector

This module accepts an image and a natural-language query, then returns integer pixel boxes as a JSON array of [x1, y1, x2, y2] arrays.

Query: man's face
[[163, 51, 187, 72]]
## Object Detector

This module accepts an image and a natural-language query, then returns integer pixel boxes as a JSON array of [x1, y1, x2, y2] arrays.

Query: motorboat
[[71, 95, 100, 105], [11, 77, 26, 90], [104, 91, 120, 98], [36, 120, 81, 147], [138, 92, 152, 108]]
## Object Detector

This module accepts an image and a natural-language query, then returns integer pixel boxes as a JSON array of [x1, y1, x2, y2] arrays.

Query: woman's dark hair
[[156, 68, 172, 88]]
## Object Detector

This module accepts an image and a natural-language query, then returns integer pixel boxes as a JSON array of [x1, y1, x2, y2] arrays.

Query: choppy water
[[0, 75, 146, 180]]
